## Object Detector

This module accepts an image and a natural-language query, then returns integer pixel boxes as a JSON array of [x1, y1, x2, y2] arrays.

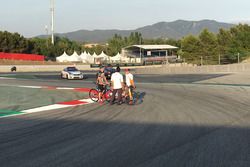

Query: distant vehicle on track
[[61, 67, 84, 80], [104, 65, 116, 80]]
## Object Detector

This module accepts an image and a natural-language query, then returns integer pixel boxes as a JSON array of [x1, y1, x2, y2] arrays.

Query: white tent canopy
[[80, 51, 88, 63], [56, 51, 96, 63], [86, 52, 94, 64], [56, 51, 69, 62], [67, 51, 81, 62], [94, 51, 110, 63], [92, 52, 98, 58], [110, 52, 121, 62], [97, 51, 109, 58]]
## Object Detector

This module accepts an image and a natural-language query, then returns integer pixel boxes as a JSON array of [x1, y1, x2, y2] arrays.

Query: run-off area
[[0, 86, 88, 117]]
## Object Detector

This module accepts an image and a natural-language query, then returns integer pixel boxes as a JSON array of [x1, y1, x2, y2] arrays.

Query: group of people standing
[[96, 66, 136, 105]]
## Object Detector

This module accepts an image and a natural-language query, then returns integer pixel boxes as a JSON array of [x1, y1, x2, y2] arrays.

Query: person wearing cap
[[96, 66, 109, 104], [110, 66, 124, 105], [125, 68, 136, 104]]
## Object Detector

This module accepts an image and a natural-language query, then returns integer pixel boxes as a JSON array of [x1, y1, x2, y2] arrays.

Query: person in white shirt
[[125, 69, 136, 104], [110, 67, 124, 105]]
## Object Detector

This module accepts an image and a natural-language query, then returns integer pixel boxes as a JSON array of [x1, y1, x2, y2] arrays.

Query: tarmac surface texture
[[1, 72, 250, 167]]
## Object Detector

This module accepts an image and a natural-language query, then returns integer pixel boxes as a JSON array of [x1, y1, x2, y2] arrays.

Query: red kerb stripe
[[58, 100, 88, 105], [74, 88, 91, 92]]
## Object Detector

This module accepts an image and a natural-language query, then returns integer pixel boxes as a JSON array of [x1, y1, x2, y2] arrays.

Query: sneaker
[[117, 102, 123, 105], [129, 100, 133, 105]]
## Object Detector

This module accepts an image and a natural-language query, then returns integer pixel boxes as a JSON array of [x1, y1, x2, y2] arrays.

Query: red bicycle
[[89, 85, 112, 102], [89, 85, 139, 105]]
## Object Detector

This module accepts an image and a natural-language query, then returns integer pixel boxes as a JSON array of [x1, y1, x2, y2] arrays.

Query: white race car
[[61, 67, 84, 80]]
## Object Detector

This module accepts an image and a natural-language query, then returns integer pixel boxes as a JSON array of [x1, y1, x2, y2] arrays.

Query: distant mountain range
[[38, 20, 235, 42]]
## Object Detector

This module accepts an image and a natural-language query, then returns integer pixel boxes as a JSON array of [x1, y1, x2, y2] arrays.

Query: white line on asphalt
[[17, 85, 43, 89], [80, 99, 94, 103], [56, 87, 75, 90], [21, 98, 94, 114], [0, 77, 16, 80], [0, 98, 95, 119], [21, 104, 71, 113], [0, 84, 86, 90]]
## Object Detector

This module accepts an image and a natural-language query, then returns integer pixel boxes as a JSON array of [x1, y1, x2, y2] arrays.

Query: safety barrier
[[0, 52, 44, 61]]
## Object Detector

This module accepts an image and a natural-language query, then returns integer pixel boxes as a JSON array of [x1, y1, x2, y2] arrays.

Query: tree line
[[0, 23, 250, 64], [180, 24, 250, 64]]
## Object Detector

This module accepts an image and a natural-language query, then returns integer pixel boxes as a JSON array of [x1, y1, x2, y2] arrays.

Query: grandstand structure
[[122, 45, 178, 64]]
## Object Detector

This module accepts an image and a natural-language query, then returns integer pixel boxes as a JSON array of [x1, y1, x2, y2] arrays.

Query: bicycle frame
[[89, 85, 112, 102]]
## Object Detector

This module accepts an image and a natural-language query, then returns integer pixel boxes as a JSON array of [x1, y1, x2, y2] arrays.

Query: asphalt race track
[[1, 72, 250, 167]]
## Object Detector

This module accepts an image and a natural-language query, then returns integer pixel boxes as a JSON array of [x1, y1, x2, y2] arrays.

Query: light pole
[[45, 25, 49, 47], [50, 0, 55, 45]]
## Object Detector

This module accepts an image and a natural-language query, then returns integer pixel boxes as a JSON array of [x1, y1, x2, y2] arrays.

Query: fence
[[182, 53, 246, 66], [135, 63, 250, 74]]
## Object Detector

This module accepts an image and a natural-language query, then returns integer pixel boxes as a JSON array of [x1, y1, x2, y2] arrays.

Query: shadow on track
[[0, 116, 249, 167], [133, 91, 146, 105]]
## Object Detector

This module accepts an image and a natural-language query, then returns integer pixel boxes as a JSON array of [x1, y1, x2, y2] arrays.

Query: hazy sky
[[0, 0, 249, 37]]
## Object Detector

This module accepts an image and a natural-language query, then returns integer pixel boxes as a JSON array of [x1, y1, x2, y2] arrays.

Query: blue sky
[[0, 0, 249, 37]]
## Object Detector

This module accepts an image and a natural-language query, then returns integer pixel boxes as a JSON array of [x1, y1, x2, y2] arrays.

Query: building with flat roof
[[122, 44, 178, 64]]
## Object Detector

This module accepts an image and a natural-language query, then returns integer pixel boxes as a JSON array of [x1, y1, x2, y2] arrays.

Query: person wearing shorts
[[125, 69, 136, 104], [96, 67, 108, 104]]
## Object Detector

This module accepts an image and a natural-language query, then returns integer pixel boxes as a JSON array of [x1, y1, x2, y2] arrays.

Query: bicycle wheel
[[89, 89, 99, 102], [104, 90, 112, 102]]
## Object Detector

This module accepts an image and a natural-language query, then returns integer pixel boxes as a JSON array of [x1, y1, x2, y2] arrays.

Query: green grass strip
[[0, 110, 23, 117]]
